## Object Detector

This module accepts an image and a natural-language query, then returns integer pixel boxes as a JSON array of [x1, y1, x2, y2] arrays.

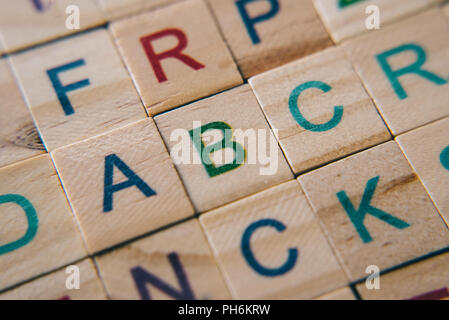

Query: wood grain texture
[[341, 9, 449, 136], [0, 0, 105, 53], [96, 0, 182, 20], [96, 219, 231, 300], [207, 0, 333, 78], [0, 59, 45, 168], [0, 259, 106, 300], [249, 46, 391, 174], [155, 85, 293, 213], [0, 154, 87, 291], [357, 252, 449, 300], [110, 0, 242, 116], [313, 0, 436, 43], [314, 286, 355, 300], [51, 118, 194, 254], [200, 180, 348, 299], [298, 141, 449, 281], [10, 28, 147, 151], [396, 117, 449, 227]]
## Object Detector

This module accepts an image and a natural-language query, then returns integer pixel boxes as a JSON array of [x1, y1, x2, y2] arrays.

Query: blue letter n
[[336, 176, 410, 243], [103, 154, 156, 213]]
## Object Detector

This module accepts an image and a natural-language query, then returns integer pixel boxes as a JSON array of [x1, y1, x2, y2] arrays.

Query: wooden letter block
[[313, 0, 436, 43], [51, 119, 194, 253], [10, 28, 147, 151], [0, 0, 105, 53], [0, 154, 87, 291], [298, 141, 449, 281], [110, 0, 242, 116], [96, 0, 182, 21], [249, 46, 391, 174], [357, 252, 449, 300], [0, 259, 106, 300], [199, 180, 348, 299], [342, 9, 449, 136], [96, 219, 231, 300], [207, 0, 333, 79], [396, 117, 449, 227], [314, 287, 355, 300], [0, 59, 45, 168], [155, 85, 293, 213]]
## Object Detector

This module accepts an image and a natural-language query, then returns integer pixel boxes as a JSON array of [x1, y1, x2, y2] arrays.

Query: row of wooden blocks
[[0, 0, 449, 299]]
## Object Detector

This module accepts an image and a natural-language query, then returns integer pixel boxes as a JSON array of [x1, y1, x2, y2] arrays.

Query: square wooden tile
[[357, 251, 449, 300], [0, 258, 106, 300], [51, 118, 194, 253], [342, 9, 449, 136], [0, 154, 87, 291], [96, 0, 181, 20], [0, 58, 45, 168], [207, 0, 333, 78], [199, 180, 348, 299], [0, 0, 105, 53], [249, 46, 391, 175], [313, 0, 436, 43], [9, 28, 147, 151], [314, 287, 355, 300], [110, 0, 242, 116], [155, 85, 293, 213], [298, 141, 449, 281], [96, 219, 231, 300], [396, 117, 449, 227]]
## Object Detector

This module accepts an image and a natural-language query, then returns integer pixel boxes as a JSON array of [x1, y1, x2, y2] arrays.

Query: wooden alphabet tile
[[207, 0, 333, 78], [0, 154, 87, 291], [9, 28, 147, 151], [298, 141, 449, 281], [51, 118, 194, 253], [96, 219, 231, 300], [110, 0, 242, 116]]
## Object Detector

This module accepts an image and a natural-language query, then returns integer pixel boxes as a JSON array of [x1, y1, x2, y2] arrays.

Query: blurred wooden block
[[199, 180, 348, 299], [314, 287, 355, 300], [110, 0, 242, 116], [207, 0, 332, 78], [0, 59, 45, 168], [313, 0, 435, 43], [298, 141, 449, 281], [10, 28, 147, 151], [96, 219, 231, 300], [249, 46, 390, 174], [444, 3, 449, 19], [342, 9, 449, 136], [396, 117, 449, 227], [0, 154, 87, 291], [0, 0, 105, 53], [357, 252, 449, 300], [155, 85, 292, 213], [51, 119, 194, 253], [96, 0, 181, 20], [0, 259, 106, 300]]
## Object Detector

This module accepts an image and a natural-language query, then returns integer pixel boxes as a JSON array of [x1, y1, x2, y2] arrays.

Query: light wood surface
[[0, 59, 45, 168], [200, 180, 348, 299], [110, 0, 242, 116], [51, 118, 194, 253], [155, 85, 293, 213], [314, 286, 355, 300], [96, 219, 231, 300], [0, 258, 106, 300], [0, 0, 105, 53], [249, 46, 391, 174], [299, 141, 449, 281], [341, 9, 449, 136], [207, 0, 333, 78], [0, 154, 87, 291], [10, 28, 147, 151], [96, 0, 182, 20]]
